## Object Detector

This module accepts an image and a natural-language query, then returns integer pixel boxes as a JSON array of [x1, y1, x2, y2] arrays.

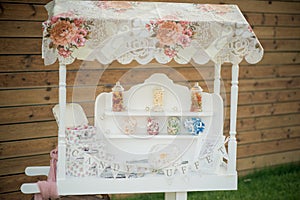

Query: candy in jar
[[112, 81, 124, 112], [147, 117, 159, 135], [123, 118, 137, 135], [190, 82, 203, 112], [152, 87, 164, 112], [167, 116, 180, 135]]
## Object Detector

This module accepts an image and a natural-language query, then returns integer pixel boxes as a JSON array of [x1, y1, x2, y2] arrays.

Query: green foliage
[[112, 163, 300, 200]]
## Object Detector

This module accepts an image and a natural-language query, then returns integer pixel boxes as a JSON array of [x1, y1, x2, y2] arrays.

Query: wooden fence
[[0, 0, 299, 199]]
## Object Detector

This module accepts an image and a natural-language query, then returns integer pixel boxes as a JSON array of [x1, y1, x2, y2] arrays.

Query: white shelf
[[103, 134, 201, 139], [104, 110, 213, 117]]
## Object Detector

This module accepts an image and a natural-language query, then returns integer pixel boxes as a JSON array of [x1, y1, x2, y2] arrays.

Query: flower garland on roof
[[146, 19, 196, 58], [43, 16, 93, 58]]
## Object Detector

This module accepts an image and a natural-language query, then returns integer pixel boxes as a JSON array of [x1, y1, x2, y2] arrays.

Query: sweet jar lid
[[191, 82, 203, 92], [112, 81, 124, 92]]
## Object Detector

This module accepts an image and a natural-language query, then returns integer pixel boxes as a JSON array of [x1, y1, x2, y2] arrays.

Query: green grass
[[112, 163, 300, 200]]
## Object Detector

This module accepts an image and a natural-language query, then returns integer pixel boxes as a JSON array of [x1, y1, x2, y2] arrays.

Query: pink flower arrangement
[[146, 19, 195, 58], [43, 16, 92, 58]]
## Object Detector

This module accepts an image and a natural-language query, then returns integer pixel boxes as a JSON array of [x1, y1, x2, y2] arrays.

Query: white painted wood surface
[[228, 64, 239, 174], [214, 63, 221, 94], [58, 64, 67, 181]]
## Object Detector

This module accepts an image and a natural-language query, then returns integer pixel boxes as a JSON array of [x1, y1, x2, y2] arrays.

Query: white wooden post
[[228, 64, 239, 174], [165, 192, 176, 200], [165, 192, 187, 200], [214, 62, 221, 94], [58, 64, 67, 181], [176, 192, 187, 200]]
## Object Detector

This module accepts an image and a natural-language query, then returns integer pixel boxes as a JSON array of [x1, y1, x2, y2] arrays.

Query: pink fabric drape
[[34, 147, 59, 200]]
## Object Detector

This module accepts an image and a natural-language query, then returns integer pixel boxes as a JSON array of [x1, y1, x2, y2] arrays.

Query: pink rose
[[179, 21, 189, 27], [178, 34, 191, 47], [77, 28, 88, 37], [73, 18, 84, 26], [50, 20, 77, 46], [58, 47, 72, 58], [164, 48, 177, 58], [50, 16, 59, 24], [72, 34, 86, 47], [145, 24, 151, 31], [183, 29, 193, 37], [156, 21, 183, 46]]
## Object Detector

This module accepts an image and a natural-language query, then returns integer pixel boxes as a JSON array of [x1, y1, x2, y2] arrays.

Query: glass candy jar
[[112, 81, 124, 112], [190, 82, 203, 112], [147, 117, 159, 135], [167, 116, 180, 135]]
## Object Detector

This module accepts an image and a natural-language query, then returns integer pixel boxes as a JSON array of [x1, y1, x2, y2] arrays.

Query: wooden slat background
[[0, 0, 299, 199]]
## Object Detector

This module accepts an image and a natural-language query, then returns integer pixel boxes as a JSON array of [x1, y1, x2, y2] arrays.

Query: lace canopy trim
[[42, 0, 264, 66]]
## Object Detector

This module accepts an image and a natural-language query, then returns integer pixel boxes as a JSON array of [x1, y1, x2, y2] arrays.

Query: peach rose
[[50, 20, 77, 46], [156, 21, 183, 46]]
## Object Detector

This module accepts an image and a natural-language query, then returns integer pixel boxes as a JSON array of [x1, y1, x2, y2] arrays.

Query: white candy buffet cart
[[21, 1, 263, 200]]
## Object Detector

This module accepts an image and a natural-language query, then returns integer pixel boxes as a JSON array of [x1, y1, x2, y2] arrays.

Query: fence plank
[[0, 102, 94, 125], [0, 38, 42, 54], [238, 149, 300, 172], [245, 13, 300, 27], [0, 86, 108, 107], [0, 191, 33, 200], [235, 101, 300, 118], [0, 137, 57, 159], [224, 113, 300, 132], [0, 3, 47, 21], [0, 21, 42, 37], [237, 126, 300, 145], [253, 27, 300, 39], [237, 137, 300, 159], [0, 173, 46, 193], [0, 154, 49, 176], [0, 121, 57, 142]]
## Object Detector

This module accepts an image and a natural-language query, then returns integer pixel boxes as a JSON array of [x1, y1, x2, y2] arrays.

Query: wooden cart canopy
[[42, 0, 264, 65]]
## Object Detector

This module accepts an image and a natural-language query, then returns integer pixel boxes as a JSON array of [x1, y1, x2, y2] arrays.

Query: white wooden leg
[[176, 192, 187, 200], [228, 64, 239, 174], [214, 62, 221, 94], [165, 192, 176, 200], [165, 192, 187, 200], [58, 64, 67, 180]]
